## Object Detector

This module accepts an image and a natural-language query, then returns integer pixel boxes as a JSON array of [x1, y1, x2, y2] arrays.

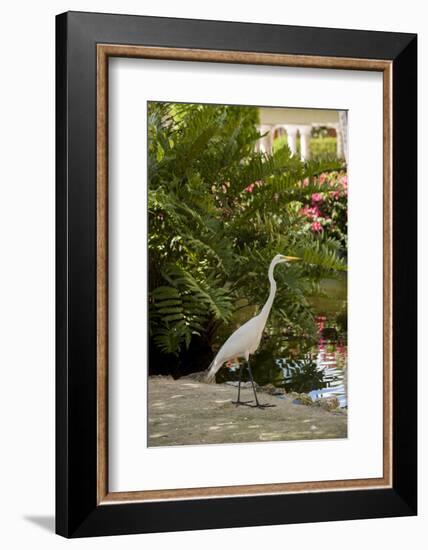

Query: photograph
[[147, 101, 349, 447]]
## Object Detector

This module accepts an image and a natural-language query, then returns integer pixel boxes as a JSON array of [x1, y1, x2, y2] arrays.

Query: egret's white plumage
[[205, 254, 299, 382]]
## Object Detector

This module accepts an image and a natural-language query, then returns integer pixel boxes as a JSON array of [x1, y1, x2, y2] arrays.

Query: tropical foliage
[[148, 101, 347, 374]]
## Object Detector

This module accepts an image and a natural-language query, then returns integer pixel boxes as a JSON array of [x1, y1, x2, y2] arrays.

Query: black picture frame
[[56, 10, 417, 538]]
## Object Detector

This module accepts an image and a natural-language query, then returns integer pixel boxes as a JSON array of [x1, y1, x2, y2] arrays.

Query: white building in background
[[256, 107, 348, 162]]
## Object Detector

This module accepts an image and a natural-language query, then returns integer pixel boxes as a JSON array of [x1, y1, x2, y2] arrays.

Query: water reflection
[[280, 342, 347, 408], [308, 339, 347, 408]]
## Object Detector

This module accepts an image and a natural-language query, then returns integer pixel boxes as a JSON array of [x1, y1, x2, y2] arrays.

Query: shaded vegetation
[[148, 102, 347, 375]]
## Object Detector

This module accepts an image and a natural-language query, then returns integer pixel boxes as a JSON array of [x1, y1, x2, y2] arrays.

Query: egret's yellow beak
[[281, 255, 301, 262]]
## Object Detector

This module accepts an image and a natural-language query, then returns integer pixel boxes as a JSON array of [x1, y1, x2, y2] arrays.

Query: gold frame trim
[[96, 44, 393, 505]]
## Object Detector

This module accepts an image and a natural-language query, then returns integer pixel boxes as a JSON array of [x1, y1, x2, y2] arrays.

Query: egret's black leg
[[232, 363, 252, 406], [247, 361, 260, 407], [247, 361, 276, 409], [237, 363, 242, 402]]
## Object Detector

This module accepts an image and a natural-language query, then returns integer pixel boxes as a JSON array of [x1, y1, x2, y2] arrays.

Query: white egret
[[205, 254, 300, 408]]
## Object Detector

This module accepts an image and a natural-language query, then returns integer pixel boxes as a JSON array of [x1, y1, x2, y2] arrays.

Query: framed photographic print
[[56, 11, 417, 538]]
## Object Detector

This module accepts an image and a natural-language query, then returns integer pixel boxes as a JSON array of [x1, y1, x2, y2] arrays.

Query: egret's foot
[[252, 403, 276, 409], [231, 400, 253, 407]]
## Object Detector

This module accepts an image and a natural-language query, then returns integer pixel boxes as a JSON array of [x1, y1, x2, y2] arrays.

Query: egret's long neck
[[259, 261, 277, 322]]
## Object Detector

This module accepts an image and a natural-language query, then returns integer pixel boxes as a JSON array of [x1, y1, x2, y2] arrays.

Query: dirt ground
[[148, 375, 347, 447]]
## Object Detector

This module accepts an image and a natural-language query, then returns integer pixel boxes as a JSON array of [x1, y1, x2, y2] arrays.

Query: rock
[[181, 371, 208, 382], [292, 393, 313, 406], [315, 396, 340, 411], [148, 377, 348, 445], [261, 384, 284, 396]]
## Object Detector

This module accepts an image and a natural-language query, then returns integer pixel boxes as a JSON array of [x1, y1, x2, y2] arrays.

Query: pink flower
[[311, 193, 323, 203], [245, 183, 255, 193], [311, 221, 323, 232], [341, 175, 348, 186], [301, 205, 320, 219], [319, 173, 327, 185], [330, 191, 340, 199]]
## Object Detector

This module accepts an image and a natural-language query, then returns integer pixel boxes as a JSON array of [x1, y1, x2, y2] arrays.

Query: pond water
[[308, 340, 347, 407], [290, 340, 347, 408]]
